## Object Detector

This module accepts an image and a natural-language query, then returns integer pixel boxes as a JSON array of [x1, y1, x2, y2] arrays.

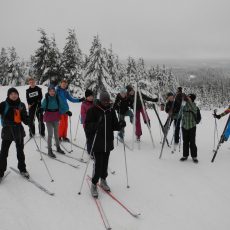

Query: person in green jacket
[[180, 93, 198, 163]]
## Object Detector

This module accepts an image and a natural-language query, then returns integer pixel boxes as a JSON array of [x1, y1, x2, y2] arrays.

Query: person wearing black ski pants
[[85, 92, 126, 193], [26, 77, 45, 137], [0, 139, 26, 175], [0, 88, 29, 177], [182, 126, 197, 158], [92, 152, 110, 185]]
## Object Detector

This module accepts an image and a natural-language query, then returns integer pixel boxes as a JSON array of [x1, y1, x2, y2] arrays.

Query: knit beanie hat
[[99, 91, 110, 102], [85, 89, 93, 98], [7, 87, 19, 97], [48, 84, 55, 92], [167, 92, 174, 98], [126, 85, 134, 93], [188, 93, 196, 102], [177, 87, 182, 93]]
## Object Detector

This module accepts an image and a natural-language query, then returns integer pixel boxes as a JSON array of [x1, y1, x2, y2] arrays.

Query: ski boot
[[56, 147, 65, 154], [100, 179, 111, 192], [180, 156, 188, 161], [192, 158, 199, 163], [20, 170, 30, 179], [48, 149, 56, 158], [91, 183, 98, 198]]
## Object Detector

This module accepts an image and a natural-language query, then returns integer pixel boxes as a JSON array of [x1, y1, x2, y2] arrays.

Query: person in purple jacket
[[81, 89, 94, 154], [56, 79, 85, 142]]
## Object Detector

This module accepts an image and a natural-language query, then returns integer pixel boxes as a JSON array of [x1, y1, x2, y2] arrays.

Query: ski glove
[[66, 111, 72, 116], [213, 114, 221, 119], [118, 120, 126, 129], [79, 97, 85, 102]]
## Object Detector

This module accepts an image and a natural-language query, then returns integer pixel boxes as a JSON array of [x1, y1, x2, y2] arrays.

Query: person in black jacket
[[85, 91, 126, 198], [26, 77, 45, 137], [126, 85, 158, 141], [113, 88, 133, 139], [0, 88, 30, 180], [165, 87, 183, 146]]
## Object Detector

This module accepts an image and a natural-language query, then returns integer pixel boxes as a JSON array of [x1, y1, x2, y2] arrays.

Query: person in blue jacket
[[56, 79, 85, 142]]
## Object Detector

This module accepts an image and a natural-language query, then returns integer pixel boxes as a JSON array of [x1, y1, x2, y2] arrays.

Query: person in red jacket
[[80, 89, 94, 154]]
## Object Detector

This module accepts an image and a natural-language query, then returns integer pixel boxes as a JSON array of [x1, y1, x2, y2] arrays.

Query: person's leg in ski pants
[[59, 114, 68, 138], [92, 151, 110, 185], [47, 121, 60, 150]]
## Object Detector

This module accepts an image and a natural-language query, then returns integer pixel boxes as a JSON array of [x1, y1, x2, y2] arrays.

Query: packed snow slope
[[1, 86, 230, 230]]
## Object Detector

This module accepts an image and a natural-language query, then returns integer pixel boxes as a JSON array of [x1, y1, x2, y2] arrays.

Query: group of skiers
[[0, 77, 211, 197]]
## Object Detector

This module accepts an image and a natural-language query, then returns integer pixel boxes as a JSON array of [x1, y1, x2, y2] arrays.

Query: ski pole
[[78, 129, 98, 195], [213, 109, 219, 151], [122, 136, 130, 188], [131, 82, 138, 150], [69, 116, 73, 153], [32, 136, 54, 182], [24, 136, 33, 146], [73, 115, 80, 141], [81, 142, 87, 161]]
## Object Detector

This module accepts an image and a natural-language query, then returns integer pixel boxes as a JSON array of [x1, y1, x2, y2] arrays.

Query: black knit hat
[[7, 87, 19, 97], [167, 92, 174, 98], [188, 93, 196, 102], [177, 87, 182, 93], [126, 85, 134, 93], [85, 89, 93, 98], [99, 91, 110, 102]]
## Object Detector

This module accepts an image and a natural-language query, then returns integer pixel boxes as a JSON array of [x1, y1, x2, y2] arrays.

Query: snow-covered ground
[[1, 86, 230, 230]]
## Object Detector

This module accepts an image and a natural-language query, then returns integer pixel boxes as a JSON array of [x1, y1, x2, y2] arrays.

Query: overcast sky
[[0, 0, 230, 60]]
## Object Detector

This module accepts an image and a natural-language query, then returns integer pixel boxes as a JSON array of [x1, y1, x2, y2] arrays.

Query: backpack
[[45, 93, 59, 111], [2, 101, 23, 125], [191, 107, 201, 124]]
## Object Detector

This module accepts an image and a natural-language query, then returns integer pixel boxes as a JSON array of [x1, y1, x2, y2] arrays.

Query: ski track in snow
[[0, 86, 230, 230]]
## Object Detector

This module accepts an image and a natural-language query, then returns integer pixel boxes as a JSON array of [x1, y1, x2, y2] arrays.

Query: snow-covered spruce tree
[[32, 28, 51, 84], [84, 35, 116, 97], [62, 29, 84, 96], [125, 56, 137, 86], [6, 47, 25, 86], [0, 48, 9, 85], [105, 45, 118, 88], [46, 35, 62, 84]]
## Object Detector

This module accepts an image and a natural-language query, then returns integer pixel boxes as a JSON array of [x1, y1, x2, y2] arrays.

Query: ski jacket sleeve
[[41, 98, 47, 110], [84, 108, 99, 138], [220, 106, 230, 117], [26, 89, 29, 104], [141, 93, 158, 102], [165, 101, 173, 113], [80, 102, 87, 125], [38, 87, 43, 103], [0, 102, 5, 115], [21, 103, 29, 126], [113, 94, 120, 111], [59, 96, 69, 113], [112, 109, 120, 131], [66, 91, 81, 103]]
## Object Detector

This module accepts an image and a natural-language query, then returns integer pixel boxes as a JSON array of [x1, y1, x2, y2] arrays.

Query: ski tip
[[135, 213, 141, 218]]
